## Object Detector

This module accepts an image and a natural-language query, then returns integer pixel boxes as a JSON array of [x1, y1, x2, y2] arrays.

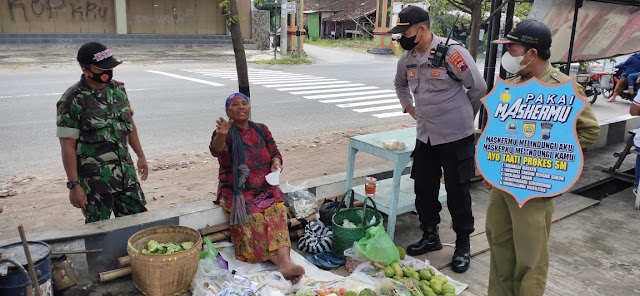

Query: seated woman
[[209, 93, 305, 283]]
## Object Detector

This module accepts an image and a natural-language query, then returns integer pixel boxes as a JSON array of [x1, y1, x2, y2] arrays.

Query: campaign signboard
[[476, 78, 588, 206]]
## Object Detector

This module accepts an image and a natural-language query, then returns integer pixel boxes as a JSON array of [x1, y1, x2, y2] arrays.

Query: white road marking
[[264, 81, 351, 88], [0, 88, 148, 99], [319, 94, 398, 103], [305, 90, 395, 99], [276, 83, 364, 91], [146, 70, 223, 86], [336, 99, 399, 108], [290, 86, 378, 95], [353, 104, 402, 113], [373, 111, 407, 118], [252, 78, 336, 84]]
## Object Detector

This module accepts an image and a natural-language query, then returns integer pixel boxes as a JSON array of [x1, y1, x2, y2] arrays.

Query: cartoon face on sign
[[475, 78, 588, 206]]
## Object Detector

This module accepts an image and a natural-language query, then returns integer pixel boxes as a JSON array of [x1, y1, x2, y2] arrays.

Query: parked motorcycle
[[554, 64, 599, 104], [576, 73, 599, 104]]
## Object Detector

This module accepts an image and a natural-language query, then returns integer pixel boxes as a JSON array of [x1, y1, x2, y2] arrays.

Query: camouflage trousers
[[82, 183, 147, 223]]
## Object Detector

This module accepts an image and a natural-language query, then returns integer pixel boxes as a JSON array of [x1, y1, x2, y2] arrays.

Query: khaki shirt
[[394, 34, 487, 145], [508, 63, 600, 147]]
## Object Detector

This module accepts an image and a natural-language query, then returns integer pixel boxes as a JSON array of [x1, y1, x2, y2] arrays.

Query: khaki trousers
[[485, 189, 555, 296]]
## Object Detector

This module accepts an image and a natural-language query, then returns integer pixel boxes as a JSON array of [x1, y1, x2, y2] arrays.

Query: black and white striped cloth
[[297, 220, 333, 254]]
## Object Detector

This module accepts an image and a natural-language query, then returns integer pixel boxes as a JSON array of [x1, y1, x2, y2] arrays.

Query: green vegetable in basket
[[443, 293, 456, 296], [146, 240, 160, 253], [143, 240, 195, 254], [344, 292, 358, 296], [181, 241, 195, 250]]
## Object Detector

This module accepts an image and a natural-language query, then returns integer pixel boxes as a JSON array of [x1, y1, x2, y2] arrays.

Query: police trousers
[[411, 135, 475, 240], [486, 189, 555, 296]]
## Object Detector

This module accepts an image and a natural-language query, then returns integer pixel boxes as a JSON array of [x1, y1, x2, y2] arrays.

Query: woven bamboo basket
[[127, 225, 203, 296]]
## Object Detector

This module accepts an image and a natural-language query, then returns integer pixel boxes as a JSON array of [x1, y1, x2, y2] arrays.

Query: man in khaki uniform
[[486, 20, 600, 296]]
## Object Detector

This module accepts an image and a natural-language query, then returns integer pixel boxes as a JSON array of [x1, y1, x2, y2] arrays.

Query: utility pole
[[297, 0, 304, 52]]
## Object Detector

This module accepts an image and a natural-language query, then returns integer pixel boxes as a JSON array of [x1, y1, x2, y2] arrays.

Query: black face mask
[[87, 68, 113, 83], [399, 34, 418, 51]]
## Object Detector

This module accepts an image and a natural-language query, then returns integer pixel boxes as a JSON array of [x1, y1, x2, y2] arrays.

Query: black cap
[[77, 42, 122, 69], [492, 19, 552, 49], [388, 6, 429, 34]]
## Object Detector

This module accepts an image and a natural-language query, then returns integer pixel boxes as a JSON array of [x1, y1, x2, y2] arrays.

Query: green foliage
[[254, 0, 281, 10], [219, 0, 242, 26], [430, 0, 467, 37], [253, 52, 312, 64]]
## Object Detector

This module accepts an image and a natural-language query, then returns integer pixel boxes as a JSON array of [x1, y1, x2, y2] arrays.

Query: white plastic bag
[[192, 271, 258, 296], [284, 181, 318, 219], [344, 242, 368, 272]]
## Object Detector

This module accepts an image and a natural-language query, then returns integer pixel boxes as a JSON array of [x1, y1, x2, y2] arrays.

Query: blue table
[[344, 128, 447, 239]]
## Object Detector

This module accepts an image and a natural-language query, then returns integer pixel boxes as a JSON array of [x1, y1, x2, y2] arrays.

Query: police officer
[[57, 42, 149, 223], [486, 20, 600, 295], [390, 6, 487, 273]]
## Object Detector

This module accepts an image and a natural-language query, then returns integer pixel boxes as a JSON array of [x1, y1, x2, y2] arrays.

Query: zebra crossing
[[181, 69, 407, 118]]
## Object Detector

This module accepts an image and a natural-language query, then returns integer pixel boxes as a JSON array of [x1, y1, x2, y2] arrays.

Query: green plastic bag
[[356, 223, 399, 266]]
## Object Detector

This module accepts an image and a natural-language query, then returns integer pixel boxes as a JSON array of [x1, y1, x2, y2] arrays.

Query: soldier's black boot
[[451, 239, 471, 273], [407, 225, 443, 256]]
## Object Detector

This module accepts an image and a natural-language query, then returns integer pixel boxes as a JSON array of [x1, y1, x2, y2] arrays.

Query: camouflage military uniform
[[56, 76, 147, 223]]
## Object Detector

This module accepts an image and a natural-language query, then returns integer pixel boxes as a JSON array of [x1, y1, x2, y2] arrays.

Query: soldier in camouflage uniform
[[56, 42, 148, 223]]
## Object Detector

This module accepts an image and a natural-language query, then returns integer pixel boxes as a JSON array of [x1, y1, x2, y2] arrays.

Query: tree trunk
[[228, 0, 250, 97], [468, 4, 483, 60]]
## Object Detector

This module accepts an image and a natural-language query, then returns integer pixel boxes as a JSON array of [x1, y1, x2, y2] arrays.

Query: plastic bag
[[356, 224, 399, 266], [192, 271, 258, 296], [344, 242, 368, 272], [284, 181, 318, 219], [191, 237, 229, 292]]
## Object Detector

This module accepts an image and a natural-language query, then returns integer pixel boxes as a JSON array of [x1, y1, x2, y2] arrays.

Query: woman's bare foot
[[607, 97, 617, 103], [279, 262, 305, 284]]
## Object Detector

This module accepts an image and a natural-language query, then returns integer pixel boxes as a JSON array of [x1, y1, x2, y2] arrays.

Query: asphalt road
[[0, 45, 633, 178]]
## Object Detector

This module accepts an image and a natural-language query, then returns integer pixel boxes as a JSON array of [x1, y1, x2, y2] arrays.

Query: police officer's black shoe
[[406, 226, 442, 256], [451, 246, 471, 273]]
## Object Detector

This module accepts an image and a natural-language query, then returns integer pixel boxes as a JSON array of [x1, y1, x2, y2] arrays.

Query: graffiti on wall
[[7, 0, 109, 22]]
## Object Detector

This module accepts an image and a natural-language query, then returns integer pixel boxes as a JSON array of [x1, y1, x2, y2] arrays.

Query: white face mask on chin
[[501, 50, 531, 74]]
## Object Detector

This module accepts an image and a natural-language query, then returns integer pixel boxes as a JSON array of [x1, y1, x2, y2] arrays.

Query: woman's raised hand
[[216, 117, 234, 135]]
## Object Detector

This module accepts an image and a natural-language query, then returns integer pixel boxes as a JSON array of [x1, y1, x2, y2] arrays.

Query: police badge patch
[[448, 51, 468, 72]]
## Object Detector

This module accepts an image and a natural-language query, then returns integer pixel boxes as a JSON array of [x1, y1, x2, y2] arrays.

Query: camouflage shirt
[[56, 76, 138, 194]]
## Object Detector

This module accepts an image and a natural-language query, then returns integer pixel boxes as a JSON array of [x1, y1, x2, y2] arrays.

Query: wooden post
[[18, 225, 42, 296]]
